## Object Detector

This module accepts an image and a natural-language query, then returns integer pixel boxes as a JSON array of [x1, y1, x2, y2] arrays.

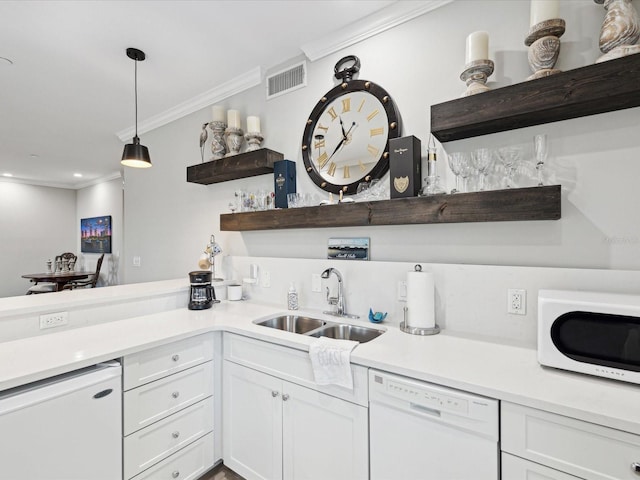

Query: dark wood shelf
[[220, 185, 561, 231], [187, 148, 284, 185], [431, 54, 640, 142]]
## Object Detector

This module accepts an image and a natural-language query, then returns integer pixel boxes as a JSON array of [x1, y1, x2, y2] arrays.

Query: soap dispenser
[[287, 282, 299, 310]]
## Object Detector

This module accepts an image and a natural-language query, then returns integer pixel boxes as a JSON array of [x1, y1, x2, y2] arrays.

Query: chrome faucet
[[321, 268, 359, 319]]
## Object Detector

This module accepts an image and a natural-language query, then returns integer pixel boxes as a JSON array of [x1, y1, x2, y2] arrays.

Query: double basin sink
[[254, 314, 384, 343]]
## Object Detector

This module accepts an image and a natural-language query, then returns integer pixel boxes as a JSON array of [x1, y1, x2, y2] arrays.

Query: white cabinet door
[[502, 453, 584, 480], [282, 381, 368, 480], [223, 361, 283, 480]]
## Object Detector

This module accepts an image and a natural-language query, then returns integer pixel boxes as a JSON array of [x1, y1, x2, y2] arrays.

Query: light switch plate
[[311, 273, 322, 292]]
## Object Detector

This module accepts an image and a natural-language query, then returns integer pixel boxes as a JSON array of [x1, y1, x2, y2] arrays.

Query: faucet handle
[[326, 287, 338, 306]]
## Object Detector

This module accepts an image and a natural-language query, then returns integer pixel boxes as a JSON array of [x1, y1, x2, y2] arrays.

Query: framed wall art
[[81, 215, 112, 254]]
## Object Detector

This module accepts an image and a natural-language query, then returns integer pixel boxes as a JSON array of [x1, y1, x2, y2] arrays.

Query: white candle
[[530, 0, 559, 27], [211, 105, 225, 122], [465, 31, 489, 64], [246, 115, 261, 133], [227, 109, 241, 129]]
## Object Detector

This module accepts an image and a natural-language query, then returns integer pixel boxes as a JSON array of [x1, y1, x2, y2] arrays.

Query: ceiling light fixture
[[73, 173, 83, 178], [2, 173, 13, 177], [121, 48, 151, 169]]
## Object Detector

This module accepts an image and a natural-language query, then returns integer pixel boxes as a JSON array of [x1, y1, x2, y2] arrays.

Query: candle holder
[[224, 127, 244, 156], [460, 59, 494, 97], [594, 0, 640, 63], [525, 18, 565, 80], [244, 132, 264, 152], [208, 121, 227, 160]]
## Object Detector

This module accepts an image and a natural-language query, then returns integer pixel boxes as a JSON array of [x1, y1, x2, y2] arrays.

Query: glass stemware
[[447, 152, 467, 194], [497, 147, 522, 188], [471, 148, 493, 191], [533, 134, 548, 186], [457, 156, 473, 193]]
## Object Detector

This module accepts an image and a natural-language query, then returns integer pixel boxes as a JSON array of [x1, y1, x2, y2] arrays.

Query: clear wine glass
[[497, 147, 522, 188], [447, 152, 467, 194], [533, 134, 548, 186], [471, 148, 493, 191], [457, 155, 473, 193]]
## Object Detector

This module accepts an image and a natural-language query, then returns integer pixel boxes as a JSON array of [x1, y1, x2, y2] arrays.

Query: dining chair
[[26, 282, 56, 294], [63, 254, 104, 290]]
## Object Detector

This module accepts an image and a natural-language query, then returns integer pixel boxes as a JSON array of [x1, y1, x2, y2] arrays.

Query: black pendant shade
[[121, 47, 151, 168]]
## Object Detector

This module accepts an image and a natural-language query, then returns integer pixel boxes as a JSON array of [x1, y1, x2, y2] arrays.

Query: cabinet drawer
[[131, 432, 214, 480], [124, 334, 214, 390], [223, 333, 368, 406], [124, 362, 214, 435], [502, 453, 583, 480], [502, 402, 640, 480], [124, 397, 214, 479]]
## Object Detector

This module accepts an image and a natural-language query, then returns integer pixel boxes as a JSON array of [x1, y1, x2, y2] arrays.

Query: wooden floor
[[200, 463, 245, 480]]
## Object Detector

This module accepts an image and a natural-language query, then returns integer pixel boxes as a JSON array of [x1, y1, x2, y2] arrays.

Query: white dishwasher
[[369, 369, 499, 480], [0, 361, 122, 480]]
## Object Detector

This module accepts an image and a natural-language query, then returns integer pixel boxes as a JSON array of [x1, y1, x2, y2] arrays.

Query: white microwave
[[538, 289, 640, 384]]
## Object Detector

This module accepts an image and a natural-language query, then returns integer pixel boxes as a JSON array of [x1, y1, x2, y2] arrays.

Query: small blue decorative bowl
[[368, 308, 388, 323]]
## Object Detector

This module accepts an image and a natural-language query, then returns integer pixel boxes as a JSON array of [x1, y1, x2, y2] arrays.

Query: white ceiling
[[0, 0, 407, 189]]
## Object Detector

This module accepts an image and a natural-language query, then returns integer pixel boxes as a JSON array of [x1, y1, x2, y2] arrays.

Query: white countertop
[[2, 299, 639, 435]]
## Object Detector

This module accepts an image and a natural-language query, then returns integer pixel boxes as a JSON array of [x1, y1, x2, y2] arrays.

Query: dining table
[[22, 271, 94, 292]]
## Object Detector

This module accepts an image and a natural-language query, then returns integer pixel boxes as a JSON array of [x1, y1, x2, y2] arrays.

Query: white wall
[[76, 177, 124, 287], [123, 0, 640, 285], [0, 181, 76, 297]]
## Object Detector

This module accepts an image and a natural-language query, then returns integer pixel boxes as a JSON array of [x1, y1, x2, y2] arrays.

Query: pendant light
[[121, 47, 151, 168]]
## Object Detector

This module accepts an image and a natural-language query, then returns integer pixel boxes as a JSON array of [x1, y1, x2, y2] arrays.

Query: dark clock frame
[[301, 79, 401, 195]]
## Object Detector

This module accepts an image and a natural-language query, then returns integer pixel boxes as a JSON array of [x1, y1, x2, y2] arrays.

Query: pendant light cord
[[134, 57, 138, 138]]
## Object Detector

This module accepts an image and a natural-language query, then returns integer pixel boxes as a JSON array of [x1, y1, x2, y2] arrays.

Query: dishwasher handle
[[409, 402, 441, 418]]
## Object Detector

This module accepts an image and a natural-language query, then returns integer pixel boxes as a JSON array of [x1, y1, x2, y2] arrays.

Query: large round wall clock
[[301, 55, 401, 195]]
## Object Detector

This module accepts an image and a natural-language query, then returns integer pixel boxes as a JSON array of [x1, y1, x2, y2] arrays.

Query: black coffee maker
[[188, 270, 218, 310]]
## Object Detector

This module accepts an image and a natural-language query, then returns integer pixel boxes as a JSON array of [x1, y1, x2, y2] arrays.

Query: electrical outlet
[[261, 270, 271, 288], [311, 274, 322, 293], [133, 256, 141, 267], [508, 289, 526, 315], [40, 311, 69, 329]]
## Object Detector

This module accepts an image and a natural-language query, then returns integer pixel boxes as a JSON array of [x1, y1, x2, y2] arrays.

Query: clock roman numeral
[[317, 152, 329, 169], [327, 107, 338, 121], [357, 98, 365, 112], [327, 162, 337, 177], [343, 165, 350, 179], [316, 123, 329, 133], [358, 160, 367, 172], [370, 127, 384, 137], [367, 144, 380, 157], [341, 97, 351, 113], [366, 109, 379, 122], [314, 138, 325, 150]]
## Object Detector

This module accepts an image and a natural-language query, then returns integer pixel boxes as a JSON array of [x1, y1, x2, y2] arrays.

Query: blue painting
[[81, 215, 112, 254]]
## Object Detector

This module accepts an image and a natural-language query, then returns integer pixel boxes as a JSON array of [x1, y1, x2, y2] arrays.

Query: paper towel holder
[[400, 306, 440, 335]]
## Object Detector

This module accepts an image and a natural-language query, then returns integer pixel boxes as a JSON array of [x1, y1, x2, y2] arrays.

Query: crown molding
[[0, 171, 121, 190], [301, 0, 453, 62], [116, 67, 262, 142]]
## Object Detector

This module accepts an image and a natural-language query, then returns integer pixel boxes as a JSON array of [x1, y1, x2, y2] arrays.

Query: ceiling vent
[[266, 61, 307, 100]]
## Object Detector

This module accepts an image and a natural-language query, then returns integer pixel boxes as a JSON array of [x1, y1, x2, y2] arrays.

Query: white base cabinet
[[223, 334, 368, 480], [502, 402, 640, 480], [123, 334, 215, 479]]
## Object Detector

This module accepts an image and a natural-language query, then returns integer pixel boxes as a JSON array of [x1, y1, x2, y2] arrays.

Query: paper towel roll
[[406, 270, 435, 329]]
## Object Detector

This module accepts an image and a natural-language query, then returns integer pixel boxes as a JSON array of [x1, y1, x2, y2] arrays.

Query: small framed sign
[[327, 237, 369, 261]]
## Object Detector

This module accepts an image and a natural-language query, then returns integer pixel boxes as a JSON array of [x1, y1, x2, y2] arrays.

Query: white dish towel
[[309, 337, 359, 390]]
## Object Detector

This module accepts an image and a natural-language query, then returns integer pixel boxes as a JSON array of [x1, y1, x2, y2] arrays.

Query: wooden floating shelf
[[220, 185, 561, 231], [186, 148, 284, 185], [431, 54, 640, 142]]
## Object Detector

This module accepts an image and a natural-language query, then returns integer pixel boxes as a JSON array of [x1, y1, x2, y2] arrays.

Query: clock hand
[[339, 116, 347, 138], [323, 122, 357, 169]]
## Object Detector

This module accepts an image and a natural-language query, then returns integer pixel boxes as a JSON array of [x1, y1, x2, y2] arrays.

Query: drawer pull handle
[[172, 391, 180, 399], [172, 431, 180, 439], [171, 354, 180, 362], [632, 462, 640, 473], [271, 391, 279, 398], [172, 471, 180, 478], [282, 394, 290, 401]]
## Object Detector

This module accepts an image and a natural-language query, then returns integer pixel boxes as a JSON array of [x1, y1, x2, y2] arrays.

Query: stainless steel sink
[[309, 324, 384, 343], [255, 315, 326, 334]]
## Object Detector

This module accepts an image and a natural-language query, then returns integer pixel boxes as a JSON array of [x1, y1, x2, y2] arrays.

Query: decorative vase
[[595, 0, 640, 63]]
